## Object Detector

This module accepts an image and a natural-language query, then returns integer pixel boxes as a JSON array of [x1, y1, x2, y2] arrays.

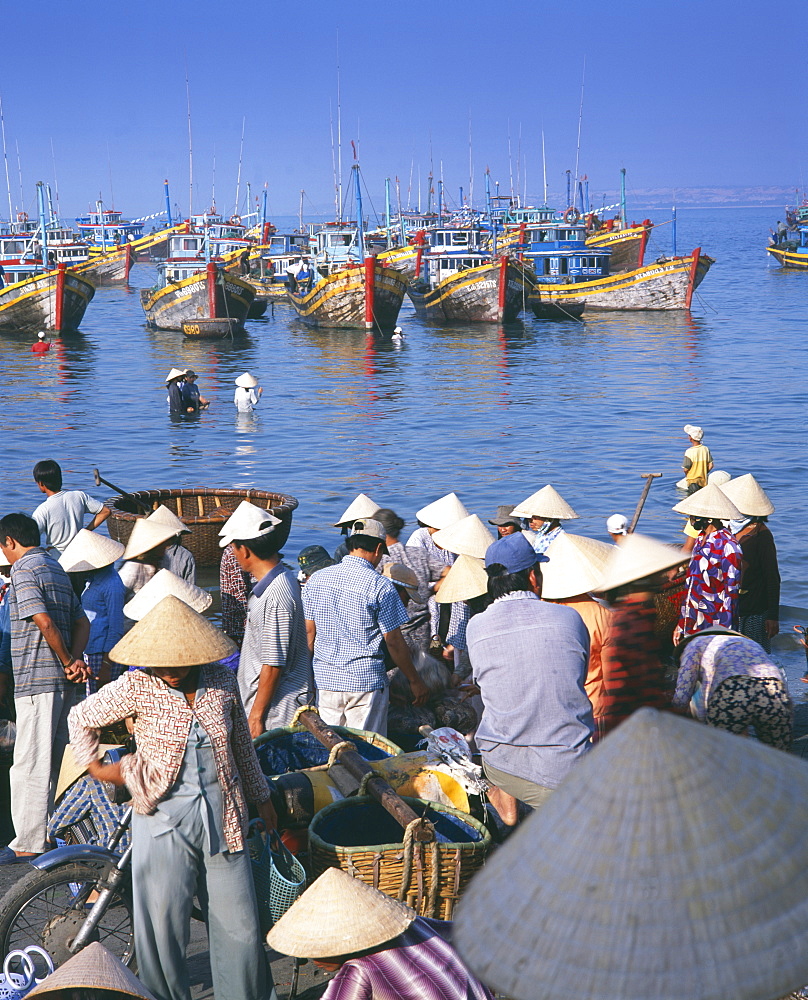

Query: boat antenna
[[329, 98, 338, 220], [15, 140, 24, 219], [211, 144, 216, 213], [516, 122, 522, 209], [573, 56, 586, 208], [0, 96, 13, 223], [336, 33, 343, 224], [507, 120, 514, 203], [49, 138, 61, 221], [299, 189, 304, 233], [468, 112, 474, 212], [106, 141, 115, 209], [541, 125, 548, 206], [233, 116, 245, 218], [185, 61, 194, 218], [407, 156, 413, 211]]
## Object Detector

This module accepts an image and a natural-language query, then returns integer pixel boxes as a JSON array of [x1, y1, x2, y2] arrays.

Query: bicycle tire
[[0, 861, 135, 968]]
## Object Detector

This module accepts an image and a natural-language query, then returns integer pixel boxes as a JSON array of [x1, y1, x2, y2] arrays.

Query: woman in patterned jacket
[[68, 595, 276, 1000]]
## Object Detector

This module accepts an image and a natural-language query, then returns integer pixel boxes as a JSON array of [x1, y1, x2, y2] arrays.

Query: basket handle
[[3, 952, 34, 992]]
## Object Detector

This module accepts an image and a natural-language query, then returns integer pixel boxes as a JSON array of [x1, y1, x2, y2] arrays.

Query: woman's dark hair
[[33, 459, 62, 491], [750, 516, 769, 524], [0, 513, 41, 549], [374, 508, 405, 539], [485, 562, 539, 601]]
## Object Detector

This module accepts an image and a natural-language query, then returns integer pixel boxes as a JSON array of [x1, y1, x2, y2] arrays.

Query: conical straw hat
[[164, 367, 185, 384], [27, 942, 157, 999], [435, 554, 488, 604], [334, 493, 380, 527], [109, 595, 234, 667], [147, 504, 191, 535], [235, 371, 259, 388], [415, 492, 469, 530], [58, 529, 124, 573], [595, 532, 685, 593], [540, 533, 614, 600], [124, 568, 212, 620], [122, 518, 180, 560], [672, 483, 741, 521], [266, 867, 415, 958], [455, 708, 808, 1000], [56, 743, 122, 800], [511, 485, 579, 520], [431, 514, 495, 559], [720, 473, 775, 517]]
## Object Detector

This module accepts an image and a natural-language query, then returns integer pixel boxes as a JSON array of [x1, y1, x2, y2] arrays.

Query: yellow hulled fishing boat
[[0, 266, 95, 333], [288, 260, 407, 332]]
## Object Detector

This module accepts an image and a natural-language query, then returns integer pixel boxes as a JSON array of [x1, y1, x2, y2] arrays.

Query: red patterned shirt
[[68, 664, 270, 853], [677, 528, 743, 636]]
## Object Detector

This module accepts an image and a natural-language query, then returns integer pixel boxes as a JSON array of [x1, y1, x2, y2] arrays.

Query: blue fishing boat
[[767, 226, 808, 269]]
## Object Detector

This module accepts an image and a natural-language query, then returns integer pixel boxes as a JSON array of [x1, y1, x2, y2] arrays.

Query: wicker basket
[[309, 796, 491, 920], [254, 725, 402, 777], [654, 571, 686, 640], [105, 487, 298, 567]]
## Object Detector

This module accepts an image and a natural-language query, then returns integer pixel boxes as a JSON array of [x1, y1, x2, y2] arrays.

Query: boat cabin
[[417, 250, 490, 288], [523, 243, 611, 281], [426, 227, 485, 252]]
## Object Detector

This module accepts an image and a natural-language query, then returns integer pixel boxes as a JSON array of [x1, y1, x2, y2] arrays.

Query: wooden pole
[[497, 254, 508, 319], [294, 710, 434, 842], [54, 262, 66, 332], [364, 255, 375, 330], [207, 262, 217, 318], [628, 473, 662, 533]]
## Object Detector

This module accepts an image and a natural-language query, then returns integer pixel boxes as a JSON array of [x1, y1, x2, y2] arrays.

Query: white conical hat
[[435, 554, 488, 604], [58, 529, 124, 573], [218, 500, 281, 547], [672, 483, 741, 521], [720, 474, 775, 517], [415, 492, 469, 530], [540, 533, 614, 600], [595, 532, 686, 593], [707, 470, 731, 487], [147, 504, 191, 535], [235, 371, 259, 388], [27, 942, 157, 999], [334, 493, 380, 527], [266, 867, 414, 958], [109, 595, 234, 667], [431, 514, 495, 559], [164, 367, 185, 383], [124, 568, 212, 620], [122, 518, 180, 560], [511, 485, 579, 520], [455, 708, 808, 1000]]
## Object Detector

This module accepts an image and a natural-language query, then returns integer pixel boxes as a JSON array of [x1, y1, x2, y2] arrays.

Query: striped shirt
[[238, 566, 313, 726], [8, 547, 86, 697], [303, 555, 409, 692], [322, 917, 493, 1000]]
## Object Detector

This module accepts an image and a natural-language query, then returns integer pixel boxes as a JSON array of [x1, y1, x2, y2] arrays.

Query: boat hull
[[74, 245, 132, 284], [408, 259, 530, 322], [140, 270, 255, 331], [585, 223, 652, 273], [288, 264, 406, 331], [0, 269, 95, 333], [528, 250, 712, 314], [377, 245, 418, 278], [766, 245, 808, 269]]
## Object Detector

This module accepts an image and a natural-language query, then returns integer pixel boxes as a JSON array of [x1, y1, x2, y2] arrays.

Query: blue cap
[[485, 532, 538, 573]]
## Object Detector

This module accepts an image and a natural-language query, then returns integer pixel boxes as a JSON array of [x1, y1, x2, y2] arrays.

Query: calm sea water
[[1, 207, 806, 688]]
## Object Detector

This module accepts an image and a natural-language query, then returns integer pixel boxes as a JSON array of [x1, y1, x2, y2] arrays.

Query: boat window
[[559, 258, 568, 275], [450, 232, 468, 246]]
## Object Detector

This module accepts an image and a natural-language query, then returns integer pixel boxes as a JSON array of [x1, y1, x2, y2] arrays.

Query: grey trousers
[[10, 687, 76, 853], [132, 810, 275, 1000], [482, 758, 554, 811]]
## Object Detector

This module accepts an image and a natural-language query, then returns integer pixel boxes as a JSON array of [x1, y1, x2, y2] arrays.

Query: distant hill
[[590, 186, 804, 210]]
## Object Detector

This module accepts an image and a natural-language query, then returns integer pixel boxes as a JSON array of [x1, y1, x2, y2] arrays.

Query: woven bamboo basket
[[105, 487, 298, 567], [309, 796, 491, 920], [254, 725, 402, 777], [654, 571, 686, 640]]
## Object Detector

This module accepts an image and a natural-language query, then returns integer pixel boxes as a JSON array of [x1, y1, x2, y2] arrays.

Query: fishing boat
[[238, 231, 312, 299], [140, 231, 254, 331], [766, 227, 808, 269], [0, 265, 95, 333], [288, 259, 407, 332], [585, 218, 653, 273], [527, 249, 713, 316], [75, 205, 144, 248], [74, 243, 134, 284]]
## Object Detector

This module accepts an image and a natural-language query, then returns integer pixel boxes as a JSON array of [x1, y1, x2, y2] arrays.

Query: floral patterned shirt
[[677, 529, 742, 636]]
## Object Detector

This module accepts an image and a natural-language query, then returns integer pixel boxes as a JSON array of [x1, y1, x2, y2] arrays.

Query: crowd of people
[[0, 423, 792, 1000]]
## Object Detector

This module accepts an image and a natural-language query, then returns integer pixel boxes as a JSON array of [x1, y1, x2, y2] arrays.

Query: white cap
[[218, 500, 281, 547], [684, 423, 704, 441], [606, 514, 628, 535], [37, 331, 46, 339]]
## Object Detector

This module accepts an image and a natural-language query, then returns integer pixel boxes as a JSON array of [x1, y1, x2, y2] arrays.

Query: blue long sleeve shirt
[[82, 566, 126, 656]]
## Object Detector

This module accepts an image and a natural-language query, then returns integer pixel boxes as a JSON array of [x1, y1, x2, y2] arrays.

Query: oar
[[92, 468, 151, 513], [628, 473, 662, 534]]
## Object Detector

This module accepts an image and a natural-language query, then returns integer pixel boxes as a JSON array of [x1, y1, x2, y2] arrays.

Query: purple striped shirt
[[322, 917, 493, 1000]]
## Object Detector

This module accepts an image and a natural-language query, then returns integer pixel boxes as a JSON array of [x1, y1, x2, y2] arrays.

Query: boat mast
[[46, 184, 56, 227], [50, 139, 61, 221], [97, 199, 107, 250], [507, 120, 514, 204], [233, 116, 245, 219], [164, 179, 173, 227], [36, 182, 48, 268], [261, 184, 268, 240], [185, 66, 194, 219], [353, 162, 366, 260], [299, 190, 304, 233], [385, 178, 392, 249], [15, 141, 24, 219], [0, 96, 13, 223], [541, 128, 547, 206], [620, 168, 627, 228], [336, 41, 343, 224], [468, 113, 474, 213], [572, 57, 585, 209]]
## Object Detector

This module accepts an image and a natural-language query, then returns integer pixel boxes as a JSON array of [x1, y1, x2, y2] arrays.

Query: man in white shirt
[[32, 460, 110, 553]]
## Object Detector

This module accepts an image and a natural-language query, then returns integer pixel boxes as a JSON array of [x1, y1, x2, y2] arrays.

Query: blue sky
[[2, 0, 806, 220]]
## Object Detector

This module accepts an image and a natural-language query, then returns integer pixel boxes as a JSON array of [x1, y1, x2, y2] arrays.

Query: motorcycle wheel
[[0, 861, 135, 968]]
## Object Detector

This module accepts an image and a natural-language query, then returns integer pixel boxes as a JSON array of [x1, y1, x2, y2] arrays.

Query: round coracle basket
[[654, 570, 686, 640], [309, 795, 491, 920], [105, 487, 298, 567], [254, 725, 402, 777]]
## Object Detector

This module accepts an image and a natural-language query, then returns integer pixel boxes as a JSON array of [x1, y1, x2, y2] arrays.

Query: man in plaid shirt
[[304, 519, 428, 736]]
